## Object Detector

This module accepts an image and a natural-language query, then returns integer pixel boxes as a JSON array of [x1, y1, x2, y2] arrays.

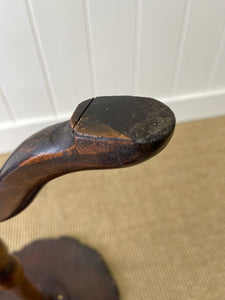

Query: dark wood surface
[[0, 239, 44, 300], [0, 96, 175, 222], [0, 237, 119, 300]]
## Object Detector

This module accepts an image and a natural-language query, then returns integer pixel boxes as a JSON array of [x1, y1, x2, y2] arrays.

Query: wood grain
[[0, 96, 175, 222]]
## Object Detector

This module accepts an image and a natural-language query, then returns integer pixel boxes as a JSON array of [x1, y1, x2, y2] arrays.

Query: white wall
[[0, 0, 225, 153]]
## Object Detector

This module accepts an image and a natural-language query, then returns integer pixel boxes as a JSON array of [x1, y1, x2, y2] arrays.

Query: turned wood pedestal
[[0, 238, 118, 300]]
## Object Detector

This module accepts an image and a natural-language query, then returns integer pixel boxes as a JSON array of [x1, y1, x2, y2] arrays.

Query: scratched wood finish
[[0, 96, 175, 222]]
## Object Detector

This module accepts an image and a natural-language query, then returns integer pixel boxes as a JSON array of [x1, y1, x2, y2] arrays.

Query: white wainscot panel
[[30, 0, 93, 115], [175, 0, 225, 95], [210, 27, 225, 90], [138, 0, 186, 98], [88, 0, 136, 95], [0, 0, 53, 121], [0, 102, 10, 125], [0, 87, 13, 125]]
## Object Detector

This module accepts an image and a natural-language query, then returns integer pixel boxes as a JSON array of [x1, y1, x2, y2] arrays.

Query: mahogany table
[[0, 96, 175, 299]]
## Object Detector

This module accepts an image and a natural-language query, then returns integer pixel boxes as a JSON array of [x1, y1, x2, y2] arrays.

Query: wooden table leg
[[0, 96, 175, 299], [0, 238, 47, 300], [0, 237, 119, 300]]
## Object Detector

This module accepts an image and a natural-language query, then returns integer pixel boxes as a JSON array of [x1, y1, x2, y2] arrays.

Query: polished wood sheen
[[0, 95, 175, 300], [0, 96, 175, 222]]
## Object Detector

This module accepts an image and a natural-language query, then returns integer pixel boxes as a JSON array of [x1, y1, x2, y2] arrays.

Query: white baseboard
[[0, 115, 68, 155], [162, 89, 225, 123], [0, 90, 225, 154]]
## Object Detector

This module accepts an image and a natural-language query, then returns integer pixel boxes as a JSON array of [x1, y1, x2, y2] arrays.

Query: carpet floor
[[0, 116, 224, 300]]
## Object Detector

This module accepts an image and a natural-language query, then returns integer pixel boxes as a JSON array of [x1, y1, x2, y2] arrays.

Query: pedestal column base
[[0, 237, 119, 300]]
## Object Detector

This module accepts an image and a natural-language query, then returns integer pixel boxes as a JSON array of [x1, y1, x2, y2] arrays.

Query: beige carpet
[[0, 116, 225, 300]]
